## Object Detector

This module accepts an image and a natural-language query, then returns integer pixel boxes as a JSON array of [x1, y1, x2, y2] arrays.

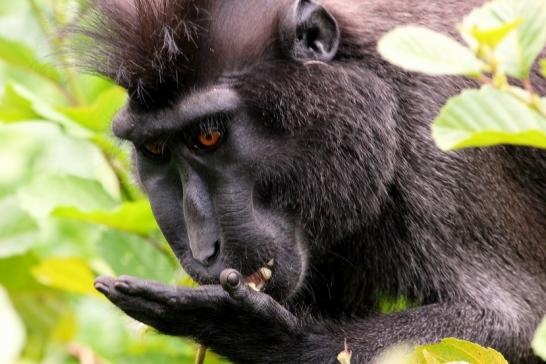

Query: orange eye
[[186, 115, 228, 152], [141, 141, 170, 159], [197, 129, 222, 149]]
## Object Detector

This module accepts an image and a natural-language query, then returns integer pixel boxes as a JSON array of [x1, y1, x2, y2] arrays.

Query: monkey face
[[113, 88, 307, 301]]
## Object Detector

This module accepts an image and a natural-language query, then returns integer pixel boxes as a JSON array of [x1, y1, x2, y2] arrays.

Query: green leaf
[[50, 310, 77, 343], [541, 59, 546, 78], [0, 1, 24, 12], [17, 175, 117, 218], [0, 82, 92, 138], [0, 197, 39, 258], [0, 121, 122, 199], [56, 86, 127, 132], [469, 19, 522, 49], [0, 253, 43, 290], [460, 0, 546, 79], [53, 200, 159, 236], [532, 317, 546, 361], [74, 298, 131, 358], [97, 230, 177, 283], [0, 287, 26, 364], [9, 288, 73, 357], [73, 298, 229, 363], [379, 295, 418, 314], [378, 26, 484, 76], [75, 75, 120, 105], [31, 257, 100, 296], [0, 36, 62, 84], [432, 86, 546, 151], [0, 0, 45, 52], [0, 82, 40, 121], [408, 338, 508, 364]]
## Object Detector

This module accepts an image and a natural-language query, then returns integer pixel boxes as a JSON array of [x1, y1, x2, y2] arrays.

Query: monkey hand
[[94, 269, 303, 362]]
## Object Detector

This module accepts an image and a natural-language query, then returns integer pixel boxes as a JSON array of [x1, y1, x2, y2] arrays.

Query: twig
[[523, 78, 534, 94], [478, 74, 493, 85], [479, 75, 546, 118], [195, 344, 207, 364], [68, 343, 105, 364], [92, 135, 141, 202]]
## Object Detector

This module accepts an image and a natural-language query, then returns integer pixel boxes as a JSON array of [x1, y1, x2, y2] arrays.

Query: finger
[[95, 276, 168, 318], [114, 275, 228, 308], [220, 269, 298, 328], [114, 275, 178, 302], [94, 275, 115, 296], [220, 269, 247, 298]]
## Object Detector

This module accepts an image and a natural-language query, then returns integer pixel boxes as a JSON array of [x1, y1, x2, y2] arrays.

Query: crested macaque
[[80, 0, 546, 362]]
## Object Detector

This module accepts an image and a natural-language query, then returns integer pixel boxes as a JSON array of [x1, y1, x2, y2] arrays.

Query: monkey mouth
[[244, 259, 274, 292]]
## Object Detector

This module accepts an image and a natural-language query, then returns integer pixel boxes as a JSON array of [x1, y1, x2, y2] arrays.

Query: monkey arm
[[94, 273, 530, 363], [299, 303, 532, 363]]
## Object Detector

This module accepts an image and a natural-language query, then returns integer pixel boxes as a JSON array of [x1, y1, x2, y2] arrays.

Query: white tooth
[[248, 282, 260, 292], [267, 259, 274, 267], [259, 267, 272, 281]]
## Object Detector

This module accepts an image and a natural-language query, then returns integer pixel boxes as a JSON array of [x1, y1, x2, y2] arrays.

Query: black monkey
[[79, 0, 546, 363]]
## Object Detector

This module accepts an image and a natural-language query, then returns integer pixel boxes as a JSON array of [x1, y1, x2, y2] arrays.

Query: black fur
[[74, 0, 205, 105], [81, 1, 546, 363]]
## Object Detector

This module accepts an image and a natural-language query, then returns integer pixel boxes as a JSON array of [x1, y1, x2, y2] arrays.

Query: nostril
[[201, 240, 220, 267]]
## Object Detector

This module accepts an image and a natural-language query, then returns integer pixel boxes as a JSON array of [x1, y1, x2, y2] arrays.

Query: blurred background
[[0, 1, 227, 363]]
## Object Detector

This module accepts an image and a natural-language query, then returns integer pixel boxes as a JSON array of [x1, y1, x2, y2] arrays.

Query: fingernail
[[94, 282, 109, 295], [221, 269, 240, 287], [227, 271, 240, 287], [115, 281, 130, 292]]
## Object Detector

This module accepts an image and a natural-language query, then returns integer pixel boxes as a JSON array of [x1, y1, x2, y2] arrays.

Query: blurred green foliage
[[0, 1, 228, 363], [378, 0, 546, 151]]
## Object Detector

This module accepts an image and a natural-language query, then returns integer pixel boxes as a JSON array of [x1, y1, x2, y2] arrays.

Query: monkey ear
[[281, 0, 340, 62]]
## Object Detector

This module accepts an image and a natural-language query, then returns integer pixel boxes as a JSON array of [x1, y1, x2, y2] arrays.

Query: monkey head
[[86, 0, 398, 301]]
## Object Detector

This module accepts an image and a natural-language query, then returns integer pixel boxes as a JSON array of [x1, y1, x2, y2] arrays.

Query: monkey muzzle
[[244, 259, 274, 292]]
